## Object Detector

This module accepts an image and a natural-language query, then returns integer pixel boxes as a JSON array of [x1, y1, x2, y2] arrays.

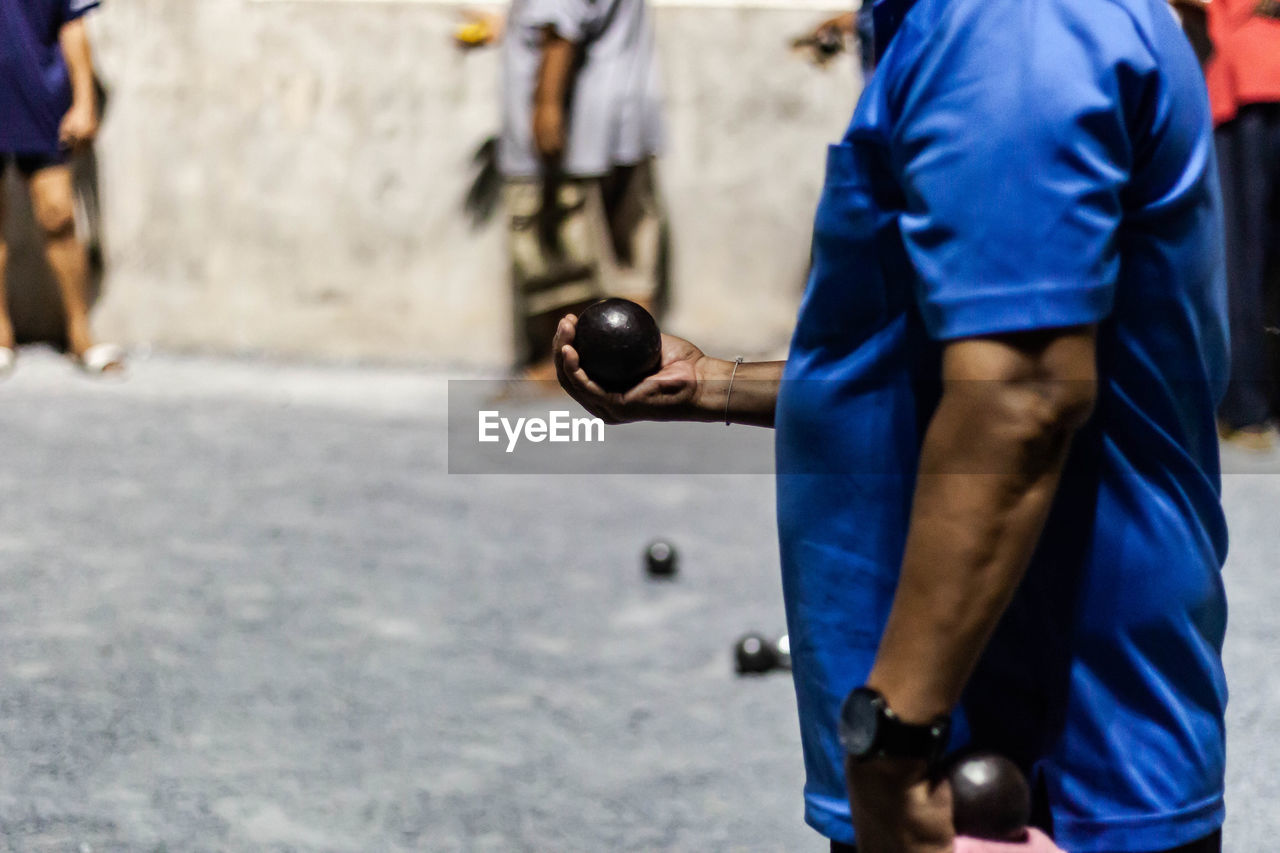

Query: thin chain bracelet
[[725, 357, 744, 426]]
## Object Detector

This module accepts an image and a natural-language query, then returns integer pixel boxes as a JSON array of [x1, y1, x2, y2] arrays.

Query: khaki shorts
[[506, 160, 666, 365]]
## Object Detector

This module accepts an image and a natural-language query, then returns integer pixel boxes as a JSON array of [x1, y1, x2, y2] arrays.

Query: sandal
[[74, 342, 126, 376]]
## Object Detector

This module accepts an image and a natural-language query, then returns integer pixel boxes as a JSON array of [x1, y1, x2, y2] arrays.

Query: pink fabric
[[953, 828, 1067, 853]]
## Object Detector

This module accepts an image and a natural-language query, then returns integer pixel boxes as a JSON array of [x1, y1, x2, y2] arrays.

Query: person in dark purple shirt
[[0, 0, 123, 376]]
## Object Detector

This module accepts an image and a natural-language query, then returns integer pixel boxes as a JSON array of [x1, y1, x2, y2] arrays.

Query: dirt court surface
[[1, 348, 1275, 852]]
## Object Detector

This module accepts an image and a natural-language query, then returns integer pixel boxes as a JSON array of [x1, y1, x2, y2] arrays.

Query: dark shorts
[[1214, 102, 1280, 428], [1, 150, 70, 178]]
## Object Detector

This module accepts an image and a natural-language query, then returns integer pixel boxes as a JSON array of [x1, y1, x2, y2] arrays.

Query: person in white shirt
[[498, 0, 667, 382]]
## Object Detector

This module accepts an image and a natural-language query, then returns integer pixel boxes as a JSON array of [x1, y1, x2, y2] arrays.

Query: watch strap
[[879, 706, 951, 765], [840, 686, 951, 766]]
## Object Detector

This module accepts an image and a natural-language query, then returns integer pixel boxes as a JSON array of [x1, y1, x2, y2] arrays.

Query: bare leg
[[28, 164, 118, 369], [0, 178, 15, 351]]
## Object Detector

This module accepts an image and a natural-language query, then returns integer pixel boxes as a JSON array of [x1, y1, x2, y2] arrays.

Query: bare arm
[[57, 18, 98, 148], [818, 11, 856, 35], [532, 27, 577, 160], [552, 316, 784, 427], [844, 328, 1097, 852], [692, 357, 784, 428], [867, 327, 1098, 722]]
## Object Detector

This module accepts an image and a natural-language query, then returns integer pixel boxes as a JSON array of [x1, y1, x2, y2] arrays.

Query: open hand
[[553, 314, 707, 424]]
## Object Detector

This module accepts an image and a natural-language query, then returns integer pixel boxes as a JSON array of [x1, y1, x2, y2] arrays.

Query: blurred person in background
[[0, 0, 123, 376], [499, 0, 667, 383], [1203, 0, 1280, 448]]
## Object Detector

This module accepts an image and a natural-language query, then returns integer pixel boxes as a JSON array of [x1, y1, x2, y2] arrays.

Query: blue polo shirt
[[774, 0, 1230, 848], [0, 0, 100, 157]]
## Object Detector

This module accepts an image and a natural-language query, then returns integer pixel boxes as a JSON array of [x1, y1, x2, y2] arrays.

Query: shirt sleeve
[[61, 0, 101, 23], [515, 0, 595, 43], [888, 0, 1139, 341]]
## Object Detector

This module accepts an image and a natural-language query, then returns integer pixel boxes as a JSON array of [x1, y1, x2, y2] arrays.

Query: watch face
[[838, 688, 880, 756]]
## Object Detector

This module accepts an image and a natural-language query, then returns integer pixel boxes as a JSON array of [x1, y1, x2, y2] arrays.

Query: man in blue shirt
[[0, 0, 123, 375], [552, 0, 1230, 849]]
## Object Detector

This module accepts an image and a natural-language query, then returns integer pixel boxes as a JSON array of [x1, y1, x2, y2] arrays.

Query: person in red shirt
[[1204, 0, 1280, 447]]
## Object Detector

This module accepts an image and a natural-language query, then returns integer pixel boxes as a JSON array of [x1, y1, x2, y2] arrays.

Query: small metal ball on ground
[[643, 539, 678, 578], [734, 632, 788, 675]]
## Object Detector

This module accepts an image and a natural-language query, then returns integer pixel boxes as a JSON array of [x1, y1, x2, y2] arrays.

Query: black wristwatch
[[838, 686, 951, 767]]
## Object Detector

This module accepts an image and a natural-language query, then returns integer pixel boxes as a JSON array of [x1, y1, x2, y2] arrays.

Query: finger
[[555, 342, 598, 395], [555, 345, 576, 397], [552, 314, 577, 353], [556, 345, 584, 395], [566, 355, 610, 399], [550, 317, 628, 412], [561, 351, 619, 405], [558, 356, 623, 422], [560, 343, 579, 375], [553, 325, 567, 371], [553, 319, 579, 372]]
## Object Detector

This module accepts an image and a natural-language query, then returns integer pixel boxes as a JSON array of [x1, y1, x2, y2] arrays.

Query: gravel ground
[[0, 348, 1275, 852]]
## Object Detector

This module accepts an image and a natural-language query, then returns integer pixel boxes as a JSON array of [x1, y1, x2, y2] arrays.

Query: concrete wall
[[68, 0, 858, 366]]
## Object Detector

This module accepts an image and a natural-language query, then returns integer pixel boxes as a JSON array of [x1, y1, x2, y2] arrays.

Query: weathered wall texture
[[73, 1, 858, 365]]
